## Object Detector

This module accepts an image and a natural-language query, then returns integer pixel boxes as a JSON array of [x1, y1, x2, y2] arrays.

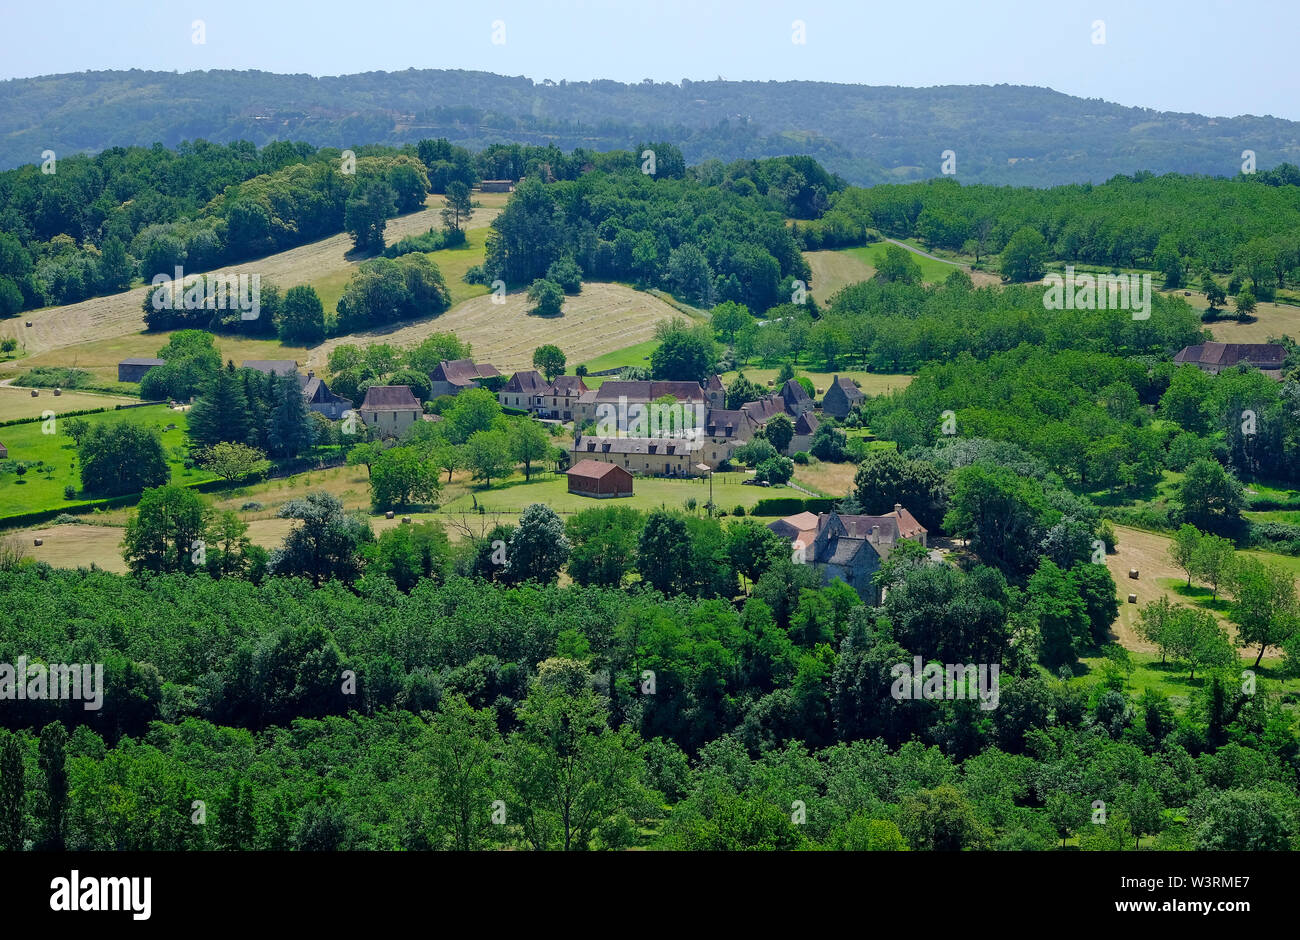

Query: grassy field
[[1074, 649, 1300, 700], [0, 404, 213, 518], [844, 241, 971, 286], [0, 191, 509, 385], [804, 249, 874, 302], [306, 282, 684, 376], [792, 459, 858, 498], [576, 340, 658, 386], [0, 386, 137, 421], [434, 469, 777, 516], [719, 367, 913, 398]]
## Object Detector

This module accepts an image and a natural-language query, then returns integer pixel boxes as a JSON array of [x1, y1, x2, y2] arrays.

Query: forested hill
[[4, 69, 1300, 185]]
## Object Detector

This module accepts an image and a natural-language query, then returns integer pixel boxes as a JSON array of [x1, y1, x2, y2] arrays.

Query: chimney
[[894, 503, 902, 514], [870, 525, 880, 539], [308, 370, 315, 378]]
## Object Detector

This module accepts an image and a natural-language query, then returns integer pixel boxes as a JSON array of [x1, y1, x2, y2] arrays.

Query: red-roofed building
[[359, 385, 422, 436], [566, 459, 634, 498]]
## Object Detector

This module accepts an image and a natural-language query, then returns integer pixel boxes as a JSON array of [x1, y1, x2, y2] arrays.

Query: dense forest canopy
[[3, 70, 1300, 185]]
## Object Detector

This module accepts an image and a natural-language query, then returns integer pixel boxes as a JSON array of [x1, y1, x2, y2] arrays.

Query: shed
[[566, 459, 634, 498]]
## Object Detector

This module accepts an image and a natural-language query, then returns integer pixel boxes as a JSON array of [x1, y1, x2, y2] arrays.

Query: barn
[[566, 459, 633, 498]]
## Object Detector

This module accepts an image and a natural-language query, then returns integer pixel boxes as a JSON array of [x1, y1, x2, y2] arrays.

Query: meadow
[[0, 404, 212, 518]]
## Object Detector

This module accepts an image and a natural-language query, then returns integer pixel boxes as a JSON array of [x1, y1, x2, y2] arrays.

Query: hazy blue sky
[[3, 0, 1296, 120]]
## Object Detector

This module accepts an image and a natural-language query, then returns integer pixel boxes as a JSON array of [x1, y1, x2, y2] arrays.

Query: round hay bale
[[33, 538, 43, 547], [30, 389, 38, 397], [1128, 568, 1139, 579], [53, 388, 62, 396], [1127, 593, 1137, 604], [24, 321, 32, 327], [401, 516, 412, 525], [385, 511, 395, 520]]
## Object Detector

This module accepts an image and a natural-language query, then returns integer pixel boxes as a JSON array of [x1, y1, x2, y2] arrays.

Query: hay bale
[[29, 389, 38, 397], [401, 516, 412, 525], [1127, 593, 1137, 604], [53, 388, 62, 396], [33, 538, 43, 547], [1128, 568, 1139, 579], [385, 511, 395, 520]]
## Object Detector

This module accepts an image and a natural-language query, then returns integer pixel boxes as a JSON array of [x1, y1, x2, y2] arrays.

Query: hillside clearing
[[0, 192, 508, 382], [305, 282, 685, 375]]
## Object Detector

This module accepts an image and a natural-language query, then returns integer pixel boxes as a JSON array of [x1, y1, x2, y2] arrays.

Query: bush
[[53, 513, 80, 524], [240, 501, 264, 511], [733, 505, 746, 517], [546, 256, 583, 294], [755, 456, 794, 485], [62, 485, 76, 500], [792, 451, 810, 465], [17, 367, 93, 389]]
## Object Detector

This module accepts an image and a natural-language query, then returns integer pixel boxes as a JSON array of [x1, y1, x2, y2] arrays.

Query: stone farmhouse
[[1174, 342, 1287, 379], [358, 385, 422, 437], [822, 375, 865, 419], [767, 507, 928, 603], [430, 359, 501, 398], [571, 434, 735, 477], [498, 370, 589, 421]]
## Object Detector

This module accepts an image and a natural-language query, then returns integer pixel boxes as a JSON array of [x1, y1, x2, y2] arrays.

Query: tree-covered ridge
[[3, 69, 1300, 186], [840, 172, 1300, 281]]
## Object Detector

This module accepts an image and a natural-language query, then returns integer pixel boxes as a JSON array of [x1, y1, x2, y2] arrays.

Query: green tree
[[506, 503, 570, 585], [1168, 606, 1235, 680], [637, 511, 692, 595], [345, 180, 395, 253], [79, 422, 170, 496], [1234, 289, 1257, 320], [1176, 459, 1244, 536], [463, 428, 514, 488], [417, 694, 500, 850], [532, 344, 566, 382], [526, 278, 565, 317], [1192, 534, 1236, 601], [188, 363, 252, 447], [122, 484, 211, 575], [272, 491, 373, 586], [853, 450, 949, 532], [0, 731, 25, 852], [650, 320, 719, 384], [504, 676, 647, 851], [36, 723, 67, 851], [196, 441, 270, 483], [370, 445, 442, 509], [1000, 226, 1048, 282], [899, 784, 987, 850], [565, 505, 644, 588], [1228, 556, 1300, 667], [509, 419, 554, 481], [763, 414, 794, 453], [440, 180, 474, 232], [277, 285, 326, 345], [874, 243, 923, 285], [711, 301, 751, 345], [266, 370, 314, 459]]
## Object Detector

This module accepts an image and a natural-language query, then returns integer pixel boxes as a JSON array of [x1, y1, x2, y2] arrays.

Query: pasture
[[0, 404, 211, 519]]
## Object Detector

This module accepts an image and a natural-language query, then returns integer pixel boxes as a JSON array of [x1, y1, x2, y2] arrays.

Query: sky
[[1, 0, 1296, 120]]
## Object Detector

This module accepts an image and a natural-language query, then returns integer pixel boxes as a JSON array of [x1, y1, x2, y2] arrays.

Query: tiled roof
[[1174, 342, 1286, 369], [434, 359, 501, 386], [361, 385, 421, 411], [567, 458, 631, 479], [503, 370, 547, 393], [593, 381, 706, 403]]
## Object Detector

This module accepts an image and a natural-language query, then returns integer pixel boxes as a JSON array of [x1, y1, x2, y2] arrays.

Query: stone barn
[[566, 459, 634, 498], [118, 358, 165, 382]]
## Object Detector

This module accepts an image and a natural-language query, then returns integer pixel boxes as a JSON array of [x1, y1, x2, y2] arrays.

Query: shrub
[[62, 485, 76, 500], [792, 451, 810, 465], [733, 505, 746, 516]]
